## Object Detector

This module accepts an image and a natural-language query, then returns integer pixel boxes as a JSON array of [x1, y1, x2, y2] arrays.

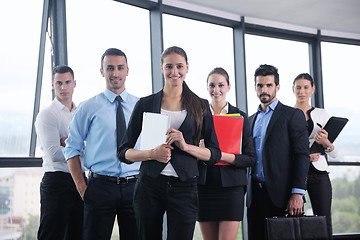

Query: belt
[[89, 172, 138, 184]]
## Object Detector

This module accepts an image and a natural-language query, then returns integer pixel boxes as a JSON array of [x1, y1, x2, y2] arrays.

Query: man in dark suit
[[247, 64, 310, 240]]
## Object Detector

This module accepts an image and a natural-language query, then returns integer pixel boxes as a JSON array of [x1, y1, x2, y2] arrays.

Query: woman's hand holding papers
[[151, 144, 173, 163]]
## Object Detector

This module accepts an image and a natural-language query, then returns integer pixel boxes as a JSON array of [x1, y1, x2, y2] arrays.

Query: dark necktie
[[116, 96, 126, 148]]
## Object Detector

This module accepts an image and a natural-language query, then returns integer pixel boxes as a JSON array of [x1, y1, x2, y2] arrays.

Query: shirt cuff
[[291, 188, 305, 195]]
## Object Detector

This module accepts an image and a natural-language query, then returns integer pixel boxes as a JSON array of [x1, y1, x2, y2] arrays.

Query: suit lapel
[[249, 111, 258, 131], [265, 101, 284, 140], [152, 90, 163, 113]]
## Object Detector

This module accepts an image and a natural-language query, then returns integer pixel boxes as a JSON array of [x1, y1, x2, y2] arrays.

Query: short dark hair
[[254, 64, 279, 85], [101, 48, 127, 67], [207, 67, 230, 85], [52, 65, 74, 80], [293, 73, 314, 86]]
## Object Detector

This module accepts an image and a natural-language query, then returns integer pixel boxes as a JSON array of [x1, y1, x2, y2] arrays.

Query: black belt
[[90, 172, 138, 184]]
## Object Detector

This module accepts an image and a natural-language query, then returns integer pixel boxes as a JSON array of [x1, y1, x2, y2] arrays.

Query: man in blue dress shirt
[[64, 48, 140, 240], [247, 64, 310, 240]]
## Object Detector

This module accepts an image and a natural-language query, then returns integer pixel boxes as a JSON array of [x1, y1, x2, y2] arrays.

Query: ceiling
[[177, 0, 360, 38]]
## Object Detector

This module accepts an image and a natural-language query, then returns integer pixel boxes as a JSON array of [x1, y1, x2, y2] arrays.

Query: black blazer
[[247, 101, 310, 208], [199, 103, 256, 187], [118, 90, 221, 182]]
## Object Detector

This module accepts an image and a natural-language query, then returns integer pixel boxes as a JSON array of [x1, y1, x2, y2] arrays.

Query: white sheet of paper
[[140, 112, 169, 150]]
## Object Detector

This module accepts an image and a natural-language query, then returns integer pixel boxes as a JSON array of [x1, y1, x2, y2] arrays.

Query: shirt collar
[[53, 97, 76, 112], [257, 98, 278, 113], [104, 88, 129, 103], [209, 102, 229, 115]]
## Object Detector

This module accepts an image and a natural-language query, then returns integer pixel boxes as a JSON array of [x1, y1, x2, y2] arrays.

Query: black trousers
[[134, 174, 198, 240], [307, 172, 333, 239], [83, 176, 138, 240], [38, 171, 84, 240], [247, 182, 287, 240]]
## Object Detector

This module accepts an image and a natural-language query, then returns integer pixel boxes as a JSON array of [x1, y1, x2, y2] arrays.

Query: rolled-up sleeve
[[63, 106, 87, 160]]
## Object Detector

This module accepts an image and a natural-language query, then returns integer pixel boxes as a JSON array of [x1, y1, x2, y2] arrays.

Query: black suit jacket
[[247, 101, 310, 208], [118, 90, 221, 182], [199, 103, 256, 187]]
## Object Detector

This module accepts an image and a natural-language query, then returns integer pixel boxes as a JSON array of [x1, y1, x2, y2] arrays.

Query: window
[[0, 0, 43, 157], [163, 14, 236, 105], [321, 42, 360, 162], [1, 0, 359, 239], [0, 168, 42, 238], [304, 165, 360, 234], [66, 0, 152, 103], [245, 34, 309, 115]]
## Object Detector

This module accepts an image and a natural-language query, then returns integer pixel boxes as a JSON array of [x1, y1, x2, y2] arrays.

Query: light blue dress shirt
[[253, 99, 305, 195], [63, 89, 140, 177], [253, 99, 278, 182]]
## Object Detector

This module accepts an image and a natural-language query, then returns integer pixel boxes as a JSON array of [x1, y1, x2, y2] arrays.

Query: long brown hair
[[161, 46, 206, 143]]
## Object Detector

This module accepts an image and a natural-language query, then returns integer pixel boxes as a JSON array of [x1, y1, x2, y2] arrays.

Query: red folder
[[213, 115, 243, 166]]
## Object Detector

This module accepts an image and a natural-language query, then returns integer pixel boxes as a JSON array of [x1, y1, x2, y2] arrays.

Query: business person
[[247, 64, 310, 240], [118, 46, 221, 240], [293, 73, 338, 238], [35, 65, 84, 240], [198, 67, 256, 240], [64, 48, 140, 240]]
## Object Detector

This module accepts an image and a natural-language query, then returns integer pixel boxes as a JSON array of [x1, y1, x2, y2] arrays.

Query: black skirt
[[198, 166, 245, 221]]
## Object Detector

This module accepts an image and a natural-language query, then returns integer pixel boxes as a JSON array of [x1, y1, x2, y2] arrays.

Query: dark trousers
[[83, 176, 138, 240], [134, 174, 198, 240], [38, 171, 84, 240], [307, 173, 333, 239], [247, 183, 287, 240]]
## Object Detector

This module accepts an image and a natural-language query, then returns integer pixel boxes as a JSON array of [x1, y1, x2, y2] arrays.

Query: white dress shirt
[[35, 98, 81, 173]]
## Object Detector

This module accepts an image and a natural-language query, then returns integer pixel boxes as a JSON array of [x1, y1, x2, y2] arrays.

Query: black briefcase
[[265, 215, 328, 240]]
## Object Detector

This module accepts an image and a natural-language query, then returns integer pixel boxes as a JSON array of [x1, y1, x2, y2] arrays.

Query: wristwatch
[[325, 146, 332, 152]]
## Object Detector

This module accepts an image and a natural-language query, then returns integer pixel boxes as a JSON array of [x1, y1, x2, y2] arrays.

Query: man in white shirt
[[35, 65, 85, 240]]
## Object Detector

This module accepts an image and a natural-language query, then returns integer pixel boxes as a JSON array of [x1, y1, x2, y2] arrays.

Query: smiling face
[[161, 52, 188, 88], [293, 78, 314, 104], [207, 73, 230, 104], [53, 72, 76, 103], [100, 55, 128, 95]]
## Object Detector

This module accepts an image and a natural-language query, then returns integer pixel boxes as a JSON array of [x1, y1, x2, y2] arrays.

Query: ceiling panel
[[176, 0, 360, 36]]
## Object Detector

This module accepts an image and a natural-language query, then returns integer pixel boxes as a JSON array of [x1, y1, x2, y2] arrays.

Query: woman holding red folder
[[198, 67, 256, 240], [293, 73, 338, 239]]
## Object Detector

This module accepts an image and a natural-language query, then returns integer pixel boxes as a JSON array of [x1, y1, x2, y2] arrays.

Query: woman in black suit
[[198, 67, 256, 240], [293, 73, 337, 238], [118, 46, 221, 240]]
